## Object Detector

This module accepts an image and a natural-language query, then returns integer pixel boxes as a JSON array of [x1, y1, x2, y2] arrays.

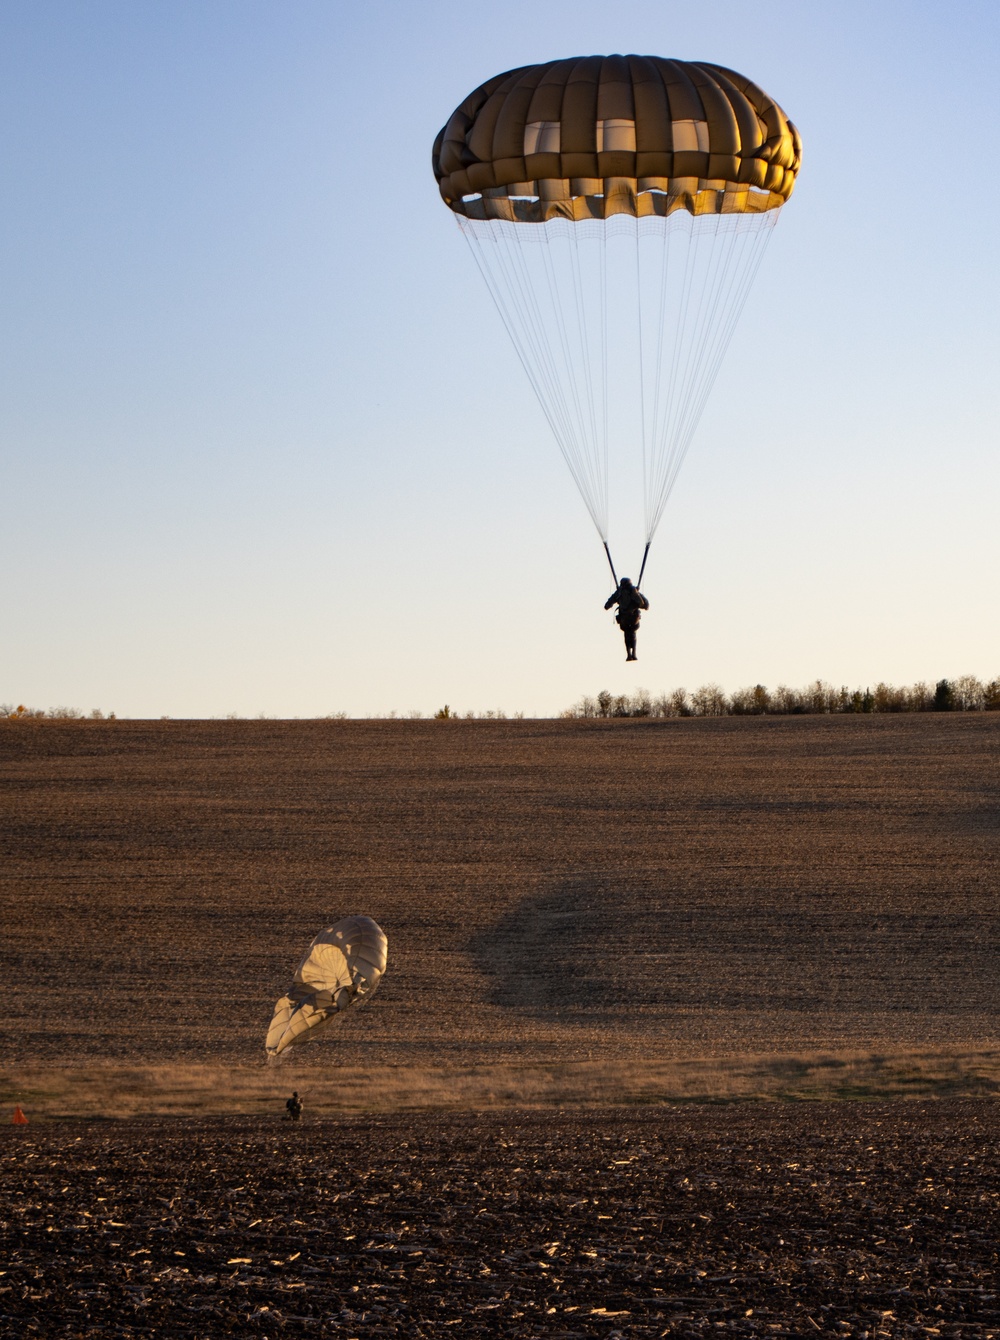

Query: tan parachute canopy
[[265, 915, 388, 1056], [433, 54, 801, 223]]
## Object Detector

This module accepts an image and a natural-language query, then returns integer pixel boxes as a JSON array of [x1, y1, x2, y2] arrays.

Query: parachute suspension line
[[645, 214, 701, 541], [569, 222, 605, 530], [664, 215, 776, 527], [535, 234, 585, 467], [649, 215, 726, 533], [679, 219, 755, 446], [557, 221, 603, 533], [502, 217, 606, 536], [690, 215, 778, 435], [459, 206, 780, 560], [462, 223, 565, 446], [459, 219, 609, 540], [600, 223, 610, 549], [677, 215, 777, 491], [536, 232, 607, 536], [462, 225, 579, 511], [496, 224, 582, 471], [504, 225, 595, 513], [646, 209, 674, 542], [635, 219, 648, 544], [662, 215, 725, 518], [643, 211, 778, 541]]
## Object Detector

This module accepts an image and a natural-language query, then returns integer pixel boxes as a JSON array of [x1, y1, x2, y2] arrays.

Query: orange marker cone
[[12, 1106, 28, 1125]]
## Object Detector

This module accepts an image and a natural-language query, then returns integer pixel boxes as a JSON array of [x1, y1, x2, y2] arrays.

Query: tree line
[[563, 676, 1000, 719], [7, 676, 1000, 722], [2, 704, 115, 720]]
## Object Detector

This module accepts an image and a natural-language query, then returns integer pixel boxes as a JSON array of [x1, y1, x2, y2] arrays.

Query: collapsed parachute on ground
[[265, 916, 388, 1056], [433, 55, 801, 584]]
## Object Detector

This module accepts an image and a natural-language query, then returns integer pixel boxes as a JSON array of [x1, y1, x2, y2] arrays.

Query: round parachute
[[433, 55, 800, 223], [265, 915, 388, 1056], [433, 55, 800, 568]]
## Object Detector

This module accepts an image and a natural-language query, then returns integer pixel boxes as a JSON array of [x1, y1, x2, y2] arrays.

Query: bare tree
[[691, 684, 727, 717], [730, 684, 770, 715], [952, 675, 986, 711], [771, 684, 804, 714]]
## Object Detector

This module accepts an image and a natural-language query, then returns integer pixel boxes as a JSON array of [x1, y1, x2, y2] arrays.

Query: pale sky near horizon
[[2, 1, 997, 718]]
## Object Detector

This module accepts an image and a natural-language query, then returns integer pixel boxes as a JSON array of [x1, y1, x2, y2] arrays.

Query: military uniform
[[604, 580, 649, 661]]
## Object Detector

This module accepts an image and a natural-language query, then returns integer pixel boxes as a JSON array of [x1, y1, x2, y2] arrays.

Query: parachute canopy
[[265, 915, 387, 1056], [433, 55, 800, 560], [433, 55, 801, 223]]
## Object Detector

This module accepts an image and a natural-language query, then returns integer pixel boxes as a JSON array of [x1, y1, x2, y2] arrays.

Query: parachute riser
[[603, 541, 618, 588], [636, 541, 650, 591], [604, 540, 650, 591]]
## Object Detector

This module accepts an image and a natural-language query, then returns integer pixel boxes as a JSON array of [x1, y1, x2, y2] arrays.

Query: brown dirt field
[[2, 1103, 999, 1337], [1, 716, 999, 1111]]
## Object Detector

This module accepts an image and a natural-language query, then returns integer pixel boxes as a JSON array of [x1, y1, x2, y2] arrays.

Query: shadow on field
[[467, 876, 1000, 1025], [467, 874, 626, 1012]]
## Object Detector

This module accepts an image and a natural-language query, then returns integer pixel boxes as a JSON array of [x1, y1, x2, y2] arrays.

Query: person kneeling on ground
[[604, 577, 649, 662], [285, 1091, 302, 1122]]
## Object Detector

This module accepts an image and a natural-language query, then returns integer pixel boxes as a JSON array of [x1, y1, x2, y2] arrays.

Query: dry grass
[[4, 1046, 1000, 1120]]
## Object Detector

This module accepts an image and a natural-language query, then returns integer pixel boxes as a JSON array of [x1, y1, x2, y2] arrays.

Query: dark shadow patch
[[468, 876, 1000, 1025], [467, 874, 625, 1012]]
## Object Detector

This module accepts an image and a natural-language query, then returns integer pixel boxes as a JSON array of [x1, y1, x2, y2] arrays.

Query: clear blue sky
[[2, 1, 997, 717]]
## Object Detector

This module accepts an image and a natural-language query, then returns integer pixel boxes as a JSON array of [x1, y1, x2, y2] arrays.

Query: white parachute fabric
[[265, 915, 388, 1056], [457, 208, 777, 556]]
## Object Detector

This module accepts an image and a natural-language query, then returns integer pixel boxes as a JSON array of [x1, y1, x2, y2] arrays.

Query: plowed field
[[3, 717, 1000, 1335], [2, 716, 998, 1078], [3, 1103, 999, 1337]]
